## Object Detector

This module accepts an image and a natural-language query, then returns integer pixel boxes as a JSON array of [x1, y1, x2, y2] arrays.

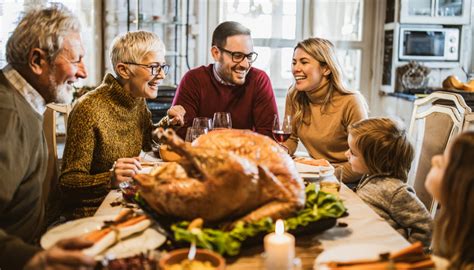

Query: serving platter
[[121, 181, 346, 257]]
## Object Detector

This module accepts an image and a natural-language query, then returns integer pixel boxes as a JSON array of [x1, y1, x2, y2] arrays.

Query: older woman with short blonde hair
[[60, 30, 185, 219]]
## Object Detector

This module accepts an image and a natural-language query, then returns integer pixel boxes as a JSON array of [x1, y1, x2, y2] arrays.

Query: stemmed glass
[[272, 114, 292, 152], [320, 167, 343, 198], [212, 112, 232, 129], [185, 127, 208, 142], [192, 117, 213, 130]]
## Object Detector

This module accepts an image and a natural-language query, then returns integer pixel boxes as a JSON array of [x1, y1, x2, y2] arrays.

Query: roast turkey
[[133, 128, 305, 224]]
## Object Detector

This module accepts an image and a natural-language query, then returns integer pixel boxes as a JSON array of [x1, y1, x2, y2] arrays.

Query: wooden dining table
[[96, 176, 410, 270]]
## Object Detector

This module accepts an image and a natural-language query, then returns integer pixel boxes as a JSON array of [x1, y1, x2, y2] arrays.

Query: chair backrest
[[463, 112, 474, 131], [407, 91, 469, 218], [43, 103, 72, 202]]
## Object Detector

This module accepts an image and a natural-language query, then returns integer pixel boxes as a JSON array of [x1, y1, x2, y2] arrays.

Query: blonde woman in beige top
[[284, 37, 368, 183]]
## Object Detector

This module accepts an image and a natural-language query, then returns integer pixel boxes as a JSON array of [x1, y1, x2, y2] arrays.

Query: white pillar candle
[[264, 219, 295, 270]]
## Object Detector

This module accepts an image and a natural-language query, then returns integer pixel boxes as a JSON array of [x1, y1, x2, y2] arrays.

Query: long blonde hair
[[433, 132, 474, 269], [289, 37, 358, 127]]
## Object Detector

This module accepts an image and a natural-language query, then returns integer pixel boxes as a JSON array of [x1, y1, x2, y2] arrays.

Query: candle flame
[[275, 219, 284, 235]]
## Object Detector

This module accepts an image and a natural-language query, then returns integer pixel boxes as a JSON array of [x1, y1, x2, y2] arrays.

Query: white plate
[[314, 243, 394, 270], [295, 162, 334, 179], [138, 161, 169, 174], [40, 215, 166, 260], [98, 228, 164, 260], [138, 166, 153, 174]]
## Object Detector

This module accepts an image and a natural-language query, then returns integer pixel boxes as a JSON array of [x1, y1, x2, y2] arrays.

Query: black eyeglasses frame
[[216, 46, 258, 63], [123, 62, 170, 76]]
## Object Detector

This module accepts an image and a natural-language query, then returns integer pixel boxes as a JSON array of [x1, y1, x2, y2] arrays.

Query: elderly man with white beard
[[0, 4, 96, 270]]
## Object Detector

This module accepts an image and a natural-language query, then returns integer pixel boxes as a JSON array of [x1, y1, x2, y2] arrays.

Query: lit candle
[[264, 219, 295, 270]]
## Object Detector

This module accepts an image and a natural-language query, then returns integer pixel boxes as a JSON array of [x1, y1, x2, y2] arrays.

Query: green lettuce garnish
[[170, 183, 346, 256]]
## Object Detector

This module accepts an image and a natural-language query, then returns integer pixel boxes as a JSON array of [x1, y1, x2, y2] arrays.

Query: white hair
[[109, 31, 166, 76], [6, 3, 81, 65]]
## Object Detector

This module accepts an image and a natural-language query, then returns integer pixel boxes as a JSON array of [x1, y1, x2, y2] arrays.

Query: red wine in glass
[[273, 115, 292, 153], [273, 130, 291, 143]]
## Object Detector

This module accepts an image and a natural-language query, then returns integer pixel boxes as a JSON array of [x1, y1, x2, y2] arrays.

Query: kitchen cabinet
[[379, 93, 415, 129], [380, 0, 471, 93], [103, 0, 195, 120], [104, 0, 193, 86], [400, 0, 471, 25]]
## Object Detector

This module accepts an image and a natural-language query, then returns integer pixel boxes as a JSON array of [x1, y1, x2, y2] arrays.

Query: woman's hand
[[24, 237, 95, 270], [167, 105, 186, 126], [111, 157, 142, 186]]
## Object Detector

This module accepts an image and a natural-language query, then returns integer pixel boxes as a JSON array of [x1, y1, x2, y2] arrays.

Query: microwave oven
[[398, 26, 459, 62]]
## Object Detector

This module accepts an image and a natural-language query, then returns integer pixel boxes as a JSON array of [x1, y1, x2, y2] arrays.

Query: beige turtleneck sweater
[[284, 82, 368, 183], [60, 74, 169, 219]]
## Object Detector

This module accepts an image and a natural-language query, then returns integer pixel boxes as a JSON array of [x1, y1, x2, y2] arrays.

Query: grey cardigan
[[355, 174, 433, 247]]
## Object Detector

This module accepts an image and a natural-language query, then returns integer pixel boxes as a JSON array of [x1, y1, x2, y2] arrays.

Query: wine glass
[[185, 127, 208, 142], [192, 117, 213, 130], [272, 114, 292, 152], [212, 112, 232, 129], [320, 167, 343, 198]]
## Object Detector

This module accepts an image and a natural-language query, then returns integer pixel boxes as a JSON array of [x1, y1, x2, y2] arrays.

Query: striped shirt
[[2, 64, 46, 115]]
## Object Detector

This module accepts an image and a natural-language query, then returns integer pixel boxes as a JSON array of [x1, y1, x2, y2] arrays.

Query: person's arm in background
[[165, 105, 186, 126], [283, 86, 299, 155], [172, 70, 201, 139], [343, 92, 368, 127], [1, 229, 94, 270], [153, 105, 186, 130], [147, 105, 186, 156], [0, 109, 41, 270], [0, 230, 42, 270], [0, 108, 29, 225], [336, 161, 360, 184], [252, 71, 278, 138], [341, 93, 369, 183], [390, 186, 433, 247]]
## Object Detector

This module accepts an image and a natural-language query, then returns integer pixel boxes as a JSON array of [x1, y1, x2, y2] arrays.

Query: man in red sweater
[[172, 21, 278, 138]]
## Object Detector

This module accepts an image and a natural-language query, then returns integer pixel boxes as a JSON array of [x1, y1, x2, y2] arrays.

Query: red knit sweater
[[172, 64, 278, 138]]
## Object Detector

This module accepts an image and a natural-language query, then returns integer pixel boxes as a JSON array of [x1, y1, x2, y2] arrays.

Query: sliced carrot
[[327, 261, 391, 270], [326, 257, 383, 267], [84, 228, 111, 242], [113, 209, 133, 223], [389, 242, 423, 260], [410, 259, 435, 269], [116, 215, 148, 228]]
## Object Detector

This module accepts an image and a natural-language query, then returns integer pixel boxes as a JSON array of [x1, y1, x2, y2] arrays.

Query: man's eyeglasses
[[123, 62, 170, 76], [216, 47, 258, 63]]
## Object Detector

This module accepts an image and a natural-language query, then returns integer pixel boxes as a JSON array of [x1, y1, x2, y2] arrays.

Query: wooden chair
[[43, 103, 72, 209], [407, 91, 470, 218]]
